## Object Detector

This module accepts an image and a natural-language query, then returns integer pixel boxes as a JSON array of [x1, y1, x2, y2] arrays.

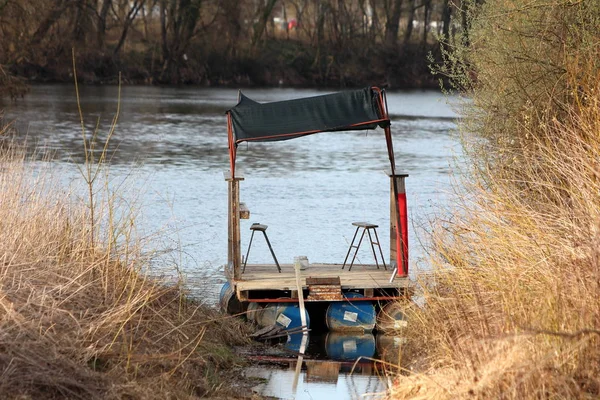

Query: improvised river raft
[[220, 87, 412, 333]]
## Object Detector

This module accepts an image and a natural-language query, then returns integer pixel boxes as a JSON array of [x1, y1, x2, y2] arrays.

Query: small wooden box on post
[[388, 172, 409, 277]]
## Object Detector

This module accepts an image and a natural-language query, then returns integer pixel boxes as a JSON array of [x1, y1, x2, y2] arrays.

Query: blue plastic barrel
[[256, 303, 310, 330], [325, 332, 376, 361], [376, 301, 408, 332], [219, 282, 233, 313], [219, 282, 243, 314], [326, 292, 376, 332]]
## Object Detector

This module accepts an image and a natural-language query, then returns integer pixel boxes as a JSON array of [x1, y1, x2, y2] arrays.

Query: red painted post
[[389, 173, 409, 277]]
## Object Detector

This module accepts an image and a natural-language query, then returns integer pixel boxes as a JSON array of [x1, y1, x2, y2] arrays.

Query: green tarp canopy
[[227, 87, 390, 144]]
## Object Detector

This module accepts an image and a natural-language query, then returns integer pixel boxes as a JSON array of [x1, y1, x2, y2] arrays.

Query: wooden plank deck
[[235, 263, 410, 292]]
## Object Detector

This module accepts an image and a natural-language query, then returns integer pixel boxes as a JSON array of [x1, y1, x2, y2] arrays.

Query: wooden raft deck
[[234, 263, 410, 300]]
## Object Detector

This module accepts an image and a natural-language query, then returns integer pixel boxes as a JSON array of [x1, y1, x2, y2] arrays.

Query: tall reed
[[0, 116, 249, 399], [391, 1, 600, 398]]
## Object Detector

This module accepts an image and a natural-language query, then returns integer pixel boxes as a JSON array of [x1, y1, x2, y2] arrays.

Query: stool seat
[[243, 222, 281, 273], [352, 222, 378, 228], [342, 221, 386, 271], [250, 223, 268, 231]]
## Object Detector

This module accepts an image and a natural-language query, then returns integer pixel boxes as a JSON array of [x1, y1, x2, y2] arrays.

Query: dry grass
[[389, 1, 600, 399], [0, 128, 251, 399]]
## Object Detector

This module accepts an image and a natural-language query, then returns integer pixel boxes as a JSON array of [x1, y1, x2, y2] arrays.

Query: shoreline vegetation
[[392, 1, 600, 399], [0, 115, 253, 398], [0, 0, 469, 98]]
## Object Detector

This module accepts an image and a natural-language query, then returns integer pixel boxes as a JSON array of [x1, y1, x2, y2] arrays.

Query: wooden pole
[[294, 258, 308, 328], [389, 173, 409, 277], [225, 170, 244, 280], [291, 256, 309, 394]]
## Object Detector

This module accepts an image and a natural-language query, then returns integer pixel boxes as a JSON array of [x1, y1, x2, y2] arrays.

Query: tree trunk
[[384, 0, 402, 48], [251, 0, 278, 47], [113, 0, 146, 55], [368, 0, 380, 41], [96, 0, 112, 49], [159, 0, 202, 83], [421, 0, 431, 49], [402, 0, 415, 44], [441, 0, 451, 40], [222, 0, 242, 58], [29, 0, 68, 47], [160, 0, 169, 63], [312, 0, 326, 71], [71, 0, 86, 43]]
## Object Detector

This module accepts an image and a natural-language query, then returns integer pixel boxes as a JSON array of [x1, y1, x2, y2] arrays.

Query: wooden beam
[[223, 170, 245, 181], [226, 170, 245, 280]]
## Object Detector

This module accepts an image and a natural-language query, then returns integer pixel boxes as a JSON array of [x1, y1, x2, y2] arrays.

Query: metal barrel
[[325, 292, 376, 332], [325, 332, 376, 361], [246, 302, 263, 322], [256, 303, 310, 330], [375, 301, 408, 332]]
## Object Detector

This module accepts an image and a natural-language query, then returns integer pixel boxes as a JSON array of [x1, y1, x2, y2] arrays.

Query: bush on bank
[[391, 1, 600, 399]]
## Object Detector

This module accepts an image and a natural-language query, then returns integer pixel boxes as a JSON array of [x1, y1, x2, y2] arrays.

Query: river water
[[1, 84, 459, 399]]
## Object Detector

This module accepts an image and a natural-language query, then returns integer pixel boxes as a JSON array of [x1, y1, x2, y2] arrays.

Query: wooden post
[[389, 173, 409, 277], [294, 258, 308, 329], [225, 170, 244, 280], [292, 259, 309, 396]]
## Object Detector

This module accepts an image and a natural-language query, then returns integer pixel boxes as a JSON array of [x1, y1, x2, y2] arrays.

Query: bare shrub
[[391, 1, 600, 398]]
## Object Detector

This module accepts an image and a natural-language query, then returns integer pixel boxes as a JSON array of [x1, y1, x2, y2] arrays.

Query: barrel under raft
[[325, 332, 376, 361], [255, 303, 310, 330], [219, 282, 244, 315], [376, 301, 408, 332], [326, 292, 376, 332]]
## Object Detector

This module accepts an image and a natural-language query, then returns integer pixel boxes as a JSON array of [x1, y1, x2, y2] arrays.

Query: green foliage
[[438, 0, 600, 174]]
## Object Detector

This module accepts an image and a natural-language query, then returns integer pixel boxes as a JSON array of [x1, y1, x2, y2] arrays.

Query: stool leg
[[348, 228, 367, 271], [366, 228, 380, 269], [373, 228, 387, 270], [342, 226, 361, 269], [242, 230, 256, 273], [262, 231, 281, 273]]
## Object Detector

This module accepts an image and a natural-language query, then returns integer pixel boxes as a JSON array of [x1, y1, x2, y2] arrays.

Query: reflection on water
[[247, 361, 387, 400], [1, 85, 459, 301], [246, 332, 403, 400]]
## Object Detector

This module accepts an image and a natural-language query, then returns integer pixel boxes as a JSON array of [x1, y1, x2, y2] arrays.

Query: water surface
[[1, 85, 458, 298], [1, 84, 458, 399]]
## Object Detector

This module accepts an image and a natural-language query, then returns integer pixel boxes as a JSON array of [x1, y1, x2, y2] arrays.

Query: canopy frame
[[225, 86, 408, 278]]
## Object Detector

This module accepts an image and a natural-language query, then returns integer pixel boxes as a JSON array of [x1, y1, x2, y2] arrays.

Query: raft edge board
[[234, 263, 411, 291]]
